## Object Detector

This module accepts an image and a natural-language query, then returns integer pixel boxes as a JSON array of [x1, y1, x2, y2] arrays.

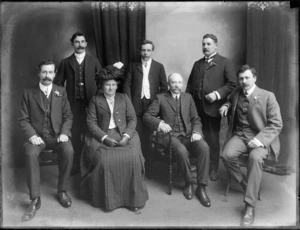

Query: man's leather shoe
[[196, 185, 211, 207], [22, 197, 41, 221], [57, 191, 72, 208], [128, 205, 145, 212], [183, 184, 193, 200], [240, 179, 248, 192], [241, 203, 255, 226], [209, 169, 219, 181]]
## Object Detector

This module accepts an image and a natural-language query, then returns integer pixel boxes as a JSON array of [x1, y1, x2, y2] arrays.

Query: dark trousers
[[171, 135, 210, 186], [222, 135, 268, 207], [71, 99, 87, 169], [136, 97, 152, 165], [194, 97, 221, 171], [24, 136, 74, 200]]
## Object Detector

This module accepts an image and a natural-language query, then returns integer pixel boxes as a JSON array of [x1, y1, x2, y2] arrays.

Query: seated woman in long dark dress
[[80, 65, 148, 212]]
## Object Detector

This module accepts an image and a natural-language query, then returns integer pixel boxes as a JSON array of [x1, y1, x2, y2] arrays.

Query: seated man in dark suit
[[219, 64, 283, 226], [18, 60, 74, 221], [143, 73, 211, 207]]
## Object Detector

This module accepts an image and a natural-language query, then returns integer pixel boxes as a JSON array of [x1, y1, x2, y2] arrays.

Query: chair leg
[[225, 169, 231, 198], [168, 148, 173, 195]]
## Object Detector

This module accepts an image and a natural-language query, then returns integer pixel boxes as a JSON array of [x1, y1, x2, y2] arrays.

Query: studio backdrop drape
[[246, 2, 298, 174], [91, 2, 145, 67]]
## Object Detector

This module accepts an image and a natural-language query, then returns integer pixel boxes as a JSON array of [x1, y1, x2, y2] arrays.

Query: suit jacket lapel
[[84, 54, 91, 78], [50, 85, 59, 118], [180, 93, 187, 119], [113, 94, 122, 113], [67, 54, 76, 72], [98, 94, 111, 112], [248, 86, 260, 109], [165, 92, 176, 112], [33, 86, 45, 111], [137, 62, 143, 75]]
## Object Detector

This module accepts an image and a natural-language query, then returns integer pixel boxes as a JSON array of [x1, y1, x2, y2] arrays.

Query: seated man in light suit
[[143, 73, 211, 207], [18, 60, 74, 221], [219, 64, 283, 226]]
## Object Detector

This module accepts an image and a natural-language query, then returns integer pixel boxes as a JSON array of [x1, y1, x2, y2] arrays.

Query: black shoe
[[209, 169, 219, 181], [127, 205, 145, 212], [240, 179, 248, 192], [241, 203, 255, 226], [196, 185, 211, 207], [22, 197, 41, 222], [57, 191, 72, 208], [183, 184, 193, 200]]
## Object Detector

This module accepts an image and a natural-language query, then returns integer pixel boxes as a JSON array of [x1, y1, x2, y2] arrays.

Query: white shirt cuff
[[123, 133, 130, 139], [101, 135, 108, 142], [253, 138, 264, 147], [29, 135, 38, 142], [214, 91, 221, 100], [158, 121, 165, 131]]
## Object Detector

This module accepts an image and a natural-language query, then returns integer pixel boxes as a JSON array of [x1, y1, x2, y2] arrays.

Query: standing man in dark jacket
[[123, 40, 168, 173], [186, 34, 237, 181], [19, 60, 74, 221], [54, 31, 102, 174]]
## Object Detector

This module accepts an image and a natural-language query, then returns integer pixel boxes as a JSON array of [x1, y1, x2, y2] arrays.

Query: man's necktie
[[144, 62, 148, 68], [244, 90, 249, 97], [45, 87, 48, 98]]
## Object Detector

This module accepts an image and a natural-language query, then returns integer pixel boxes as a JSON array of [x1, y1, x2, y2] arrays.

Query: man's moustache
[[42, 77, 52, 81]]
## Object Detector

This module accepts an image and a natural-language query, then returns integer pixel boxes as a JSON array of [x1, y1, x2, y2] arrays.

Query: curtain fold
[[246, 2, 298, 174], [91, 2, 145, 67]]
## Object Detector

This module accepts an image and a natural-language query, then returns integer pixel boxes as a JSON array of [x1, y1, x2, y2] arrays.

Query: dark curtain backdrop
[[246, 2, 298, 174], [91, 2, 145, 67]]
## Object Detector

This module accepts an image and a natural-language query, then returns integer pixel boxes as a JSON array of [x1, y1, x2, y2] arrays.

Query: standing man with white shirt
[[186, 34, 237, 181], [54, 31, 102, 175], [18, 60, 74, 221], [123, 40, 168, 173], [219, 65, 283, 226]]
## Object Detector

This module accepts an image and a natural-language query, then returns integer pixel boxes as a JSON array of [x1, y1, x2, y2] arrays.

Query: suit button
[[118, 119, 121, 122], [116, 112, 119, 114]]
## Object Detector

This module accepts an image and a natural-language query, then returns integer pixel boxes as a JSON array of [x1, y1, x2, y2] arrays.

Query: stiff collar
[[141, 58, 152, 67], [74, 51, 86, 60], [170, 91, 180, 99], [39, 82, 53, 94], [244, 84, 256, 97]]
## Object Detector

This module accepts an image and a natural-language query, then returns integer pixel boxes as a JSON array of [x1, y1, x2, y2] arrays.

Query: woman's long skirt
[[81, 129, 148, 211]]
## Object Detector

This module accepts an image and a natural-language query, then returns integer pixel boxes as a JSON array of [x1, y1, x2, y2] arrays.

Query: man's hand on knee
[[57, 134, 69, 143], [29, 135, 45, 146]]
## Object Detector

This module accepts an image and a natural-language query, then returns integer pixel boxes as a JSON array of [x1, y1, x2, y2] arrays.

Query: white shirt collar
[[141, 58, 152, 67], [39, 82, 53, 94], [244, 84, 256, 96], [104, 94, 115, 100], [74, 51, 86, 60], [171, 92, 180, 99], [205, 52, 217, 59]]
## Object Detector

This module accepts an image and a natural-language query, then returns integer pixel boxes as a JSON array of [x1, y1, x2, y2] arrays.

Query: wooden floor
[[2, 160, 298, 228]]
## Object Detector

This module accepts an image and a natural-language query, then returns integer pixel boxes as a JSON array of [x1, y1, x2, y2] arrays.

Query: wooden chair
[[148, 131, 196, 195], [148, 131, 174, 195], [222, 153, 261, 201], [39, 148, 57, 166]]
